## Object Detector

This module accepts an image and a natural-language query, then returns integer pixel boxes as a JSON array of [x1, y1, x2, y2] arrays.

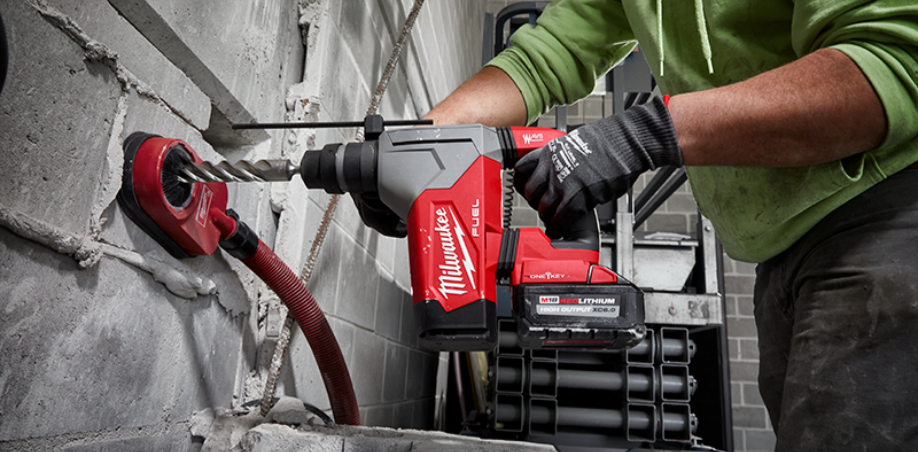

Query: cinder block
[[725, 296, 738, 317], [333, 195, 370, 247], [288, 331, 331, 412], [727, 317, 758, 339], [729, 361, 760, 382], [361, 405, 395, 429], [109, 0, 303, 126], [0, 231, 242, 440], [375, 275, 406, 342], [405, 350, 427, 399], [367, 234, 398, 275], [0, 0, 121, 235], [733, 428, 745, 452], [406, 350, 439, 400], [412, 398, 435, 430], [60, 432, 198, 452], [745, 429, 777, 451], [736, 296, 755, 316], [399, 290, 420, 347], [742, 384, 765, 407], [728, 339, 740, 361], [46, 0, 210, 129], [740, 339, 760, 360], [350, 328, 386, 406], [393, 238, 411, 292], [731, 383, 742, 406], [336, 1, 388, 86], [383, 343, 409, 403], [394, 401, 414, 429], [305, 225, 343, 316], [334, 235, 380, 331], [735, 260, 758, 276], [725, 275, 756, 297], [731, 406, 768, 429]]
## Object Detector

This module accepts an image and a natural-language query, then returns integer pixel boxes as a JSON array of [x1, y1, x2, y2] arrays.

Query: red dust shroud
[[117, 133, 360, 425]]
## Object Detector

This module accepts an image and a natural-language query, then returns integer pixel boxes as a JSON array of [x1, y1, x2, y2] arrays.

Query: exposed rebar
[[259, 0, 426, 417]]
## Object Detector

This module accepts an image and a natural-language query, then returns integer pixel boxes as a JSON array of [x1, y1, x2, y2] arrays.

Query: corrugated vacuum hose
[[211, 208, 361, 426], [116, 133, 360, 425]]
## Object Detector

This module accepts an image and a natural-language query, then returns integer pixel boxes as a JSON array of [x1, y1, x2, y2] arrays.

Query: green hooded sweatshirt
[[488, 0, 918, 263]]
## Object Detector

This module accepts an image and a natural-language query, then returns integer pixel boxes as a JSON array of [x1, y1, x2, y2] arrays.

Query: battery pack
[[512, 283, 645, 350]]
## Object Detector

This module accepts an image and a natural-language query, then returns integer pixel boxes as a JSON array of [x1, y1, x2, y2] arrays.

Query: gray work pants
[[755, 162, 918, 451]]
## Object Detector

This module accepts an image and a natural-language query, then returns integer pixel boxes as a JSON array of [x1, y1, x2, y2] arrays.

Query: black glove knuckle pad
[[511, 97, 683, 234]]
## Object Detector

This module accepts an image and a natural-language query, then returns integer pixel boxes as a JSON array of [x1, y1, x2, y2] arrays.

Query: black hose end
[[219, 209, 259, 259]]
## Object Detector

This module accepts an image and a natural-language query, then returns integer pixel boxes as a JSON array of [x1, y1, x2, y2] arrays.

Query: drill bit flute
[[178, 117, 433, 184]]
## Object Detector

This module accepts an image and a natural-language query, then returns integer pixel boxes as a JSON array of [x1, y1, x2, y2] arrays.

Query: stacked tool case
[[490, 324, 698, 443], [462, 4, 733, 451]]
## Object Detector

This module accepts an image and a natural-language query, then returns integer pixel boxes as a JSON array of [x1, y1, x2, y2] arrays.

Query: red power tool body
[[302, 124, 645, 352]]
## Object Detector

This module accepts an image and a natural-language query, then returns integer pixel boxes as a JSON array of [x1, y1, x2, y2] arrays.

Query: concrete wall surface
[[0, 0, 486, 450]]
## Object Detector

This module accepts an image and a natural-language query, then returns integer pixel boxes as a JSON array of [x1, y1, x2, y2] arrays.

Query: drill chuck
[[299, 141, 378, 194]]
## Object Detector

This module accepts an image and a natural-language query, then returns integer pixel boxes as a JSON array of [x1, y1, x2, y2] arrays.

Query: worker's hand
[[514, 97, 683, 237], [351, 193, 407, 238]]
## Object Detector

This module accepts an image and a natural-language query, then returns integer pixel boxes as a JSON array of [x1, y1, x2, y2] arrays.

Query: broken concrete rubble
[[191, 399, 556, 452]]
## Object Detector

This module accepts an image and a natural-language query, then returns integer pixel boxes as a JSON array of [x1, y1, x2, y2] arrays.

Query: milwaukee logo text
[[435, 207, 477, 300]]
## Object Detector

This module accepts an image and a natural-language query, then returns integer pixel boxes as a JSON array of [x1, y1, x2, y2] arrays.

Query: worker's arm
[[670, 48, 886, 167], [428, 48, 886, 167], [512, 48, 889, 235], [423, 67, 528, 127]]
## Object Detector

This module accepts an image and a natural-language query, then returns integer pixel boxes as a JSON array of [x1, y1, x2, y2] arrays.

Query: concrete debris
[[263, 396, 322, 426], [191, 408, 262, 452], [191, 405, 557, 452]]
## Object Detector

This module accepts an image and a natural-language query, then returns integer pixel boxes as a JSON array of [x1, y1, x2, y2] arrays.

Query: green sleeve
[[486, 0, 637, 125], [792, 1, 918, 152]]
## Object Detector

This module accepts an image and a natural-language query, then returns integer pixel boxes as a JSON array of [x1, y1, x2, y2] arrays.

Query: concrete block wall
[[274, 0, 486, 430], [0, 0, 487, 450]]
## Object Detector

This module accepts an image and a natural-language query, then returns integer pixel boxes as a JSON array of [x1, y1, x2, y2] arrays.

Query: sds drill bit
[[178, 159, 299, 184]]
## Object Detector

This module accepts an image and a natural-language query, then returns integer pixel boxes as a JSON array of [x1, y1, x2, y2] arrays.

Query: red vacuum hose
[[211, 209, 360, 425]]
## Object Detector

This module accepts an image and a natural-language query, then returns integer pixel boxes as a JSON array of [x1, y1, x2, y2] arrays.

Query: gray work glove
[[514, 96, 682, 238]]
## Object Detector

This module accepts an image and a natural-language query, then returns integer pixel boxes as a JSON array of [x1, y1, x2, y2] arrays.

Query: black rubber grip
[[497, 127, 517, 169]]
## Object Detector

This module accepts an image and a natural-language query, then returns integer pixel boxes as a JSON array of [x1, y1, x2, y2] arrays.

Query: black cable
[[1, 10, 8, 96], [241, 397, 334, 425], [301, 401, 335, 426]]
